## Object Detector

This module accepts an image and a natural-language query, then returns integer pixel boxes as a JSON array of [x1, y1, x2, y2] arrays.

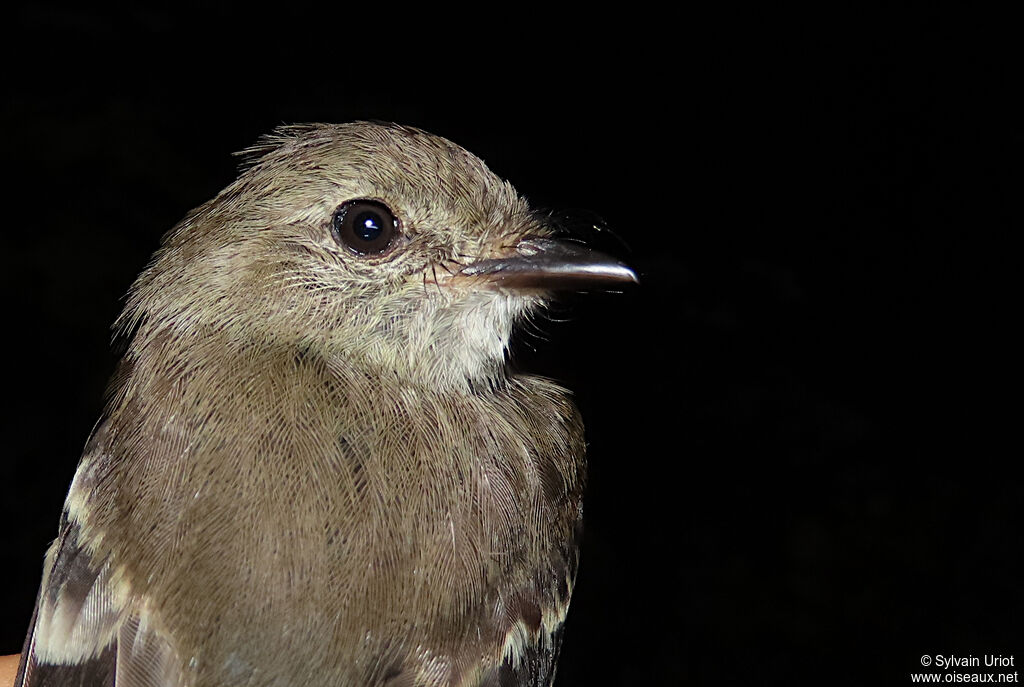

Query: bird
[[15, 121, 636, 687]]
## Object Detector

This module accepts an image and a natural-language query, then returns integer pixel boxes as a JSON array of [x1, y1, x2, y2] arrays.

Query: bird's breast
[[70, 347, 585, 684]]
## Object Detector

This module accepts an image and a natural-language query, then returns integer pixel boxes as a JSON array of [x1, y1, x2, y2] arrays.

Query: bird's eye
[[331, 200, 399, 255]]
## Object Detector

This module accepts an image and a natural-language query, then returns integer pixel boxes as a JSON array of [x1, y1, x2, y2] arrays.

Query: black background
[[1, 6, 1018, 686]]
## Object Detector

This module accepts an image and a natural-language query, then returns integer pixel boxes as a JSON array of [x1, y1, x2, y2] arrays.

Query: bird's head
[[119, 122, 635, 388]]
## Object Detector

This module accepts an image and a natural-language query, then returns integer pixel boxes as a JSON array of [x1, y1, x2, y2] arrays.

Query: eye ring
[[331, 199, 399, 256]]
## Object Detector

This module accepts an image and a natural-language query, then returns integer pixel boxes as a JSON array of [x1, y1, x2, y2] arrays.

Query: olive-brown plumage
[[16, 122, 635, 687]]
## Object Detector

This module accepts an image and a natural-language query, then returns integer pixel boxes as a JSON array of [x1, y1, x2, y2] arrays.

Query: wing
[[474, 542, 579, 687], [470, 604, 570, 687], [382, 569, 577, 687], [16, 512, 185, 687]]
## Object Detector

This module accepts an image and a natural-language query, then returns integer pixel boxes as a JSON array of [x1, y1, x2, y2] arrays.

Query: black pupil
[[353, 211, 383, 242], [332, 200, 396, 255]]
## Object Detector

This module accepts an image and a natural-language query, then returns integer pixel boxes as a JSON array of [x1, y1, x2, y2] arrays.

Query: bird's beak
[[457, 237, 638, 290]]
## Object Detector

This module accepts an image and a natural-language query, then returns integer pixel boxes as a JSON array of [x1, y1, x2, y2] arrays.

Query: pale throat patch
[[401, 289, 537, 387]]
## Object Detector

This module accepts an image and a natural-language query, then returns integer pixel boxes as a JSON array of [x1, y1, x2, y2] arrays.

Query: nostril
[[515, 239, 545, 257]]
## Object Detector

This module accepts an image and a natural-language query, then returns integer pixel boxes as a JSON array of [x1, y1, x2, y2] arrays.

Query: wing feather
[[17, 516, 184, 687]]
